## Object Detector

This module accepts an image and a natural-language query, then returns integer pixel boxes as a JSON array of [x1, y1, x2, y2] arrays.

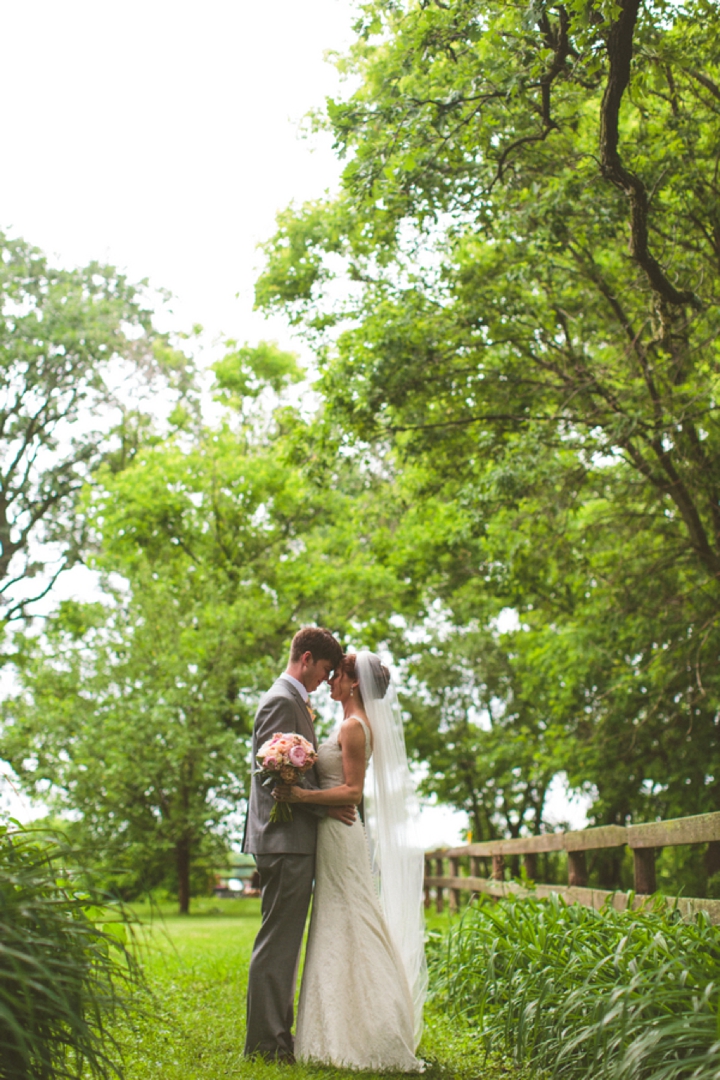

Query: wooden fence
[[425, 810, 720, 923]]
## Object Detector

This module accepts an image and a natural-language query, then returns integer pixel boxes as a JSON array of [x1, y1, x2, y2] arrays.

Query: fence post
[[633, 848, 656, 894], [424, 858, 432, 910], [568, 850, 588, 887], [706, 840, 720, 878], [469, 855, 481, 903], [435, 855, 445, 913], [449, 856, 460, 913], [523, 853, 537, 881], [492, 854, 505, 883]]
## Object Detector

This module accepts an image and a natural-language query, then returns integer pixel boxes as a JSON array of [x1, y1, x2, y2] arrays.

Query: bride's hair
[[339, 653, 390, 704]]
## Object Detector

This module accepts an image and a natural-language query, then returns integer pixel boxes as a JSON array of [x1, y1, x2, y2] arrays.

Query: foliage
[[0, 376, 418, 910], [0, 232, 192, 621], [211, 340, 304, 407], [430, 894, 720, 1080], [255, 0, 720, 830], [402, 623, 566, 843], [0, 824, 141, 1080], [1, 580, 247, 914]]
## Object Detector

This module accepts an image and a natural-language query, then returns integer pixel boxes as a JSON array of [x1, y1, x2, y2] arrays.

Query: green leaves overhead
[[212, 340, 305, 404], [0, 232, 194, 621], [254, 0, 720, 837]]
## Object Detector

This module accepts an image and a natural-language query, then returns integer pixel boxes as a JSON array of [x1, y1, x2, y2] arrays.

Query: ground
[[115, 897, 535, 1080]]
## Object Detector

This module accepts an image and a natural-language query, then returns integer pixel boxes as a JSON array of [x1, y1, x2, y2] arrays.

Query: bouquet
[[256, 732, 318, 824]]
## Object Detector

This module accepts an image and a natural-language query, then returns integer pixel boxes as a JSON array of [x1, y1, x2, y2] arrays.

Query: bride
[[274, 650, 427, 1072]]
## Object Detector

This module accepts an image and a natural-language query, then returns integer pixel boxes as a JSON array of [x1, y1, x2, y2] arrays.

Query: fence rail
[[424, 810, 720, 923]]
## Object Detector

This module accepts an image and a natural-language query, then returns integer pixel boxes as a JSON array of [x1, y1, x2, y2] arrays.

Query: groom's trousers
[[244, 852, 315, 1060]]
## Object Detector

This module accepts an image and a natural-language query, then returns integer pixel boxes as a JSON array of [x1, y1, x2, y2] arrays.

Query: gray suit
[[243, 676, 324, 1059]]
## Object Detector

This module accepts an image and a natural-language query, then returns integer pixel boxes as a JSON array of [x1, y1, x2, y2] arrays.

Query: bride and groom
[[243, 626, 427, 1071]]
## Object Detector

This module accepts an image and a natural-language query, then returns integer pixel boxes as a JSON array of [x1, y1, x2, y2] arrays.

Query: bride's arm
[[277, 718, 366, 806]]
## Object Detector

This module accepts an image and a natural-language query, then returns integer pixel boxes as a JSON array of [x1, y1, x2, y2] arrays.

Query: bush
[[0, 824, 142, 1080], [429, 893, 720, 1080]]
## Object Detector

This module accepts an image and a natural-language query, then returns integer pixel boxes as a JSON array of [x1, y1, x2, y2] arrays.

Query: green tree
[[2, 579, 247, 914], [0, 232, 191, 621], [0, 359, 415, 910], [255, 0, 720, 831], [403, 624, 565, 845]]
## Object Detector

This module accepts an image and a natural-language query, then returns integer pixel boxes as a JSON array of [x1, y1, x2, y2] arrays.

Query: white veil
[[355, 650, 428, 1047]]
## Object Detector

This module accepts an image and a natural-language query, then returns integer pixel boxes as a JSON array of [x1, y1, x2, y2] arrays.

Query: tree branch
[[600, 0, 701, 308], [623, 437, 720, 576], [687, 68, 720, 104]]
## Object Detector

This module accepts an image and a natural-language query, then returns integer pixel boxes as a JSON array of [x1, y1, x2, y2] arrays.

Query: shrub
[[429, 893, 720, 1080], [0, 824, 142, 1080]]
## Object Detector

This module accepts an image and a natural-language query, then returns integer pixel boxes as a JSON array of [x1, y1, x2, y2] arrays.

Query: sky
[[0, 0, 589, 846], [0, 0, 355, 351]]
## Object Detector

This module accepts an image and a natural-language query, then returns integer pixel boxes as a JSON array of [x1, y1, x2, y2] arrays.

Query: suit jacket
[[242, 676, 324, 855]]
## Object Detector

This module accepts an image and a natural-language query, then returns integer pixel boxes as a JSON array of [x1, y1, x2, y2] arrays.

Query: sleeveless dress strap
[[344, 714, 373, 754]]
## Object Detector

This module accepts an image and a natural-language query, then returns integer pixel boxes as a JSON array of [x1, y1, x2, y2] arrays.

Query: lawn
[[116, 897, 533, 1080]]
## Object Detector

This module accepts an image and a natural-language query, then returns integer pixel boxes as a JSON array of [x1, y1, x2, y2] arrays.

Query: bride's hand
[[272, 784, 303, 803]]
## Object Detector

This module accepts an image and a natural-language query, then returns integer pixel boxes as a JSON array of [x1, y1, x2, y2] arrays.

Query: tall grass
[[429, 893, 720, 1080], [0, 824, 142, 1080]]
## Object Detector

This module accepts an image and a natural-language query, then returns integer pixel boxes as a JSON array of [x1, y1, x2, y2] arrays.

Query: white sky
[[0, 0, 355, 350], [0, 0, 588, 846]]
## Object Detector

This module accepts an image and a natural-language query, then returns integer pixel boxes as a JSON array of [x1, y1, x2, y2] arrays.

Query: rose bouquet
[[256, 732, 318, 823]]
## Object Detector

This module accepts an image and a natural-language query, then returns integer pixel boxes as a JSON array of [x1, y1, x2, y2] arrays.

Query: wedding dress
[[295, 719, 422, 1072]]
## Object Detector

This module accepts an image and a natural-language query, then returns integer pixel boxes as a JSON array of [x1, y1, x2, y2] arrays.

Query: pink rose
[[263, 756, 278, 770], [289, 745, 308, 768]]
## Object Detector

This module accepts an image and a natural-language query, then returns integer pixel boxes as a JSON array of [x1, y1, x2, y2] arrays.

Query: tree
[[2, 581, 248, 914], [403, 624, 565, 846], [0, 232, 191, 621], [0, 351, 416, 910], [254, 0, 720, 830]]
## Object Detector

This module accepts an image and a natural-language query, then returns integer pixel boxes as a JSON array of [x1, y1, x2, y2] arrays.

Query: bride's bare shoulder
[[337, 714, 369, 743]]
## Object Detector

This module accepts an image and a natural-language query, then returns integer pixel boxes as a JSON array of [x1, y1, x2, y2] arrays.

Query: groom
[[243, 626, 355, 1062]]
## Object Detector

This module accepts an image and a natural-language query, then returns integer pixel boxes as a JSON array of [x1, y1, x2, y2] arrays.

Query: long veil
[[355, 651, 428, 1047]]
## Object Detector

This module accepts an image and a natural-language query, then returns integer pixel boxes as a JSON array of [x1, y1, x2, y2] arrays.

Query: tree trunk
[[177, 837, 191, 915]]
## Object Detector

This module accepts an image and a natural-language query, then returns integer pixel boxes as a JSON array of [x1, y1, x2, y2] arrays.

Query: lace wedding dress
[[295, 720, 422, 1072]]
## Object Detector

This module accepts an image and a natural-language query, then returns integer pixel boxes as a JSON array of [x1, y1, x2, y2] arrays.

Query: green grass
[[429, 894, 720, 1080], [113, 897, 534, 1080]]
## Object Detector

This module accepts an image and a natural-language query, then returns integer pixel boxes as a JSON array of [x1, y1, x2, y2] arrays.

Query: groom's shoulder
[[254, 678, 298, 736], [257, 677, 294, 711]]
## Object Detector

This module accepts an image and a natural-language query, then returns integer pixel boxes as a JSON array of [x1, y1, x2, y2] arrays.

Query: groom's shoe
[[246, 1050, 295, 1065]]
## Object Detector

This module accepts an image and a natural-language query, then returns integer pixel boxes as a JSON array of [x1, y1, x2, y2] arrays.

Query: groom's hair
[[290, 626, 343, 668]]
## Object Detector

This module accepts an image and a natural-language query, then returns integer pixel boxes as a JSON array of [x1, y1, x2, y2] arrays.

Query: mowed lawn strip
[[115, 899, 534, 1080]]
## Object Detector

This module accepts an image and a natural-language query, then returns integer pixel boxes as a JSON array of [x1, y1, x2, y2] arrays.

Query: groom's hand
[[327, 805, 356, 826]]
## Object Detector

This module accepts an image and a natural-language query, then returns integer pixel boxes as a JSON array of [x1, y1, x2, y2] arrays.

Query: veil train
[[355, 650, 428, 1047]]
